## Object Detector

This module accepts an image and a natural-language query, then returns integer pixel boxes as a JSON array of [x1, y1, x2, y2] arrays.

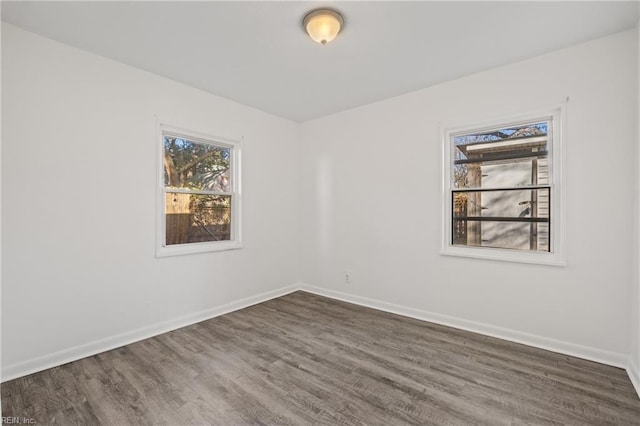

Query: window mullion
[[452, 185, 550, 193], [164, 188, 233, 197]]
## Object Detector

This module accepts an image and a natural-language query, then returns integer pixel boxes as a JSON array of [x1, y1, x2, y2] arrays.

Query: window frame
[[156, 122, 242, 257], [441, 105, 565, 266]]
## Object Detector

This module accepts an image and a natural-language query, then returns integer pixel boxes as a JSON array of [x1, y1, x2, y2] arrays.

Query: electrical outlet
[[344, 269, 353, 284]]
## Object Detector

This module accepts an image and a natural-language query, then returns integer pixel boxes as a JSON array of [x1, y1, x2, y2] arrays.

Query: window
[[156, 124, 241, 257], [442, 108, 564, 265]]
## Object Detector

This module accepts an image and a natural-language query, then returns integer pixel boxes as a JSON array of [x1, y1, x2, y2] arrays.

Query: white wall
[[1, 17, 4, 411], [299, 29, 638, 366], [632, 22, 640, 393], [1, 24, 299, 378]]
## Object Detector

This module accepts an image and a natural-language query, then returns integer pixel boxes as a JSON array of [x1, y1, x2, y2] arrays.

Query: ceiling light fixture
[[303, 8, 344, 45]]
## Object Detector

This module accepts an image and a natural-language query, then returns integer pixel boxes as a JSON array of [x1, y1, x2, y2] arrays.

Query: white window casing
[[156, 122, 242, 257], [441, 104, 566, 266]]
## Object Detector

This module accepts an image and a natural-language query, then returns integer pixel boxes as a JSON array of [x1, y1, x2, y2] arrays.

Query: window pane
[[164, 136, 230, 192], [453, 122, 548, 189], [165, 193, 231, 245], [452, 221, 549, 251], [456, 188, 549, 218], [453, 188, 549, 252]]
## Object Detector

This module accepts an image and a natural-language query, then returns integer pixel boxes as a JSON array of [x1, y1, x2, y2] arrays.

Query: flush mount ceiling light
[[303, 8, 344, 45]]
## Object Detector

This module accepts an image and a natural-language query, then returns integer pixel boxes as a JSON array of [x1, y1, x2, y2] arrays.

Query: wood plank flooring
[[2, 291, 640, 425]]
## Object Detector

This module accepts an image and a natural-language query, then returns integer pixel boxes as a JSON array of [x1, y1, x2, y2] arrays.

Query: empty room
[[2, 1, 640, 424]]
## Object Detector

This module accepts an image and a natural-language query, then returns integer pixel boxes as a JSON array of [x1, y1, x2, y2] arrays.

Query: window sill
[[441, 245, 565, 266], [156, 241, 243, 258]]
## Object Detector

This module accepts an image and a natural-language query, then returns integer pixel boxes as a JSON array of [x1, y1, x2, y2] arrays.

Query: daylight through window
[[450, 120, 551, 252], [158, 126, 241, 256]]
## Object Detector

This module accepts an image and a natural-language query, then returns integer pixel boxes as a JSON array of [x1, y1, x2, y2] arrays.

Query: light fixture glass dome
[[303, 9, 344, 45]]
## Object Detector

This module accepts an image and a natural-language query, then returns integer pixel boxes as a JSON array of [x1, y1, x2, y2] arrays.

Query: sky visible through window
[[453, 122, 547, 146]]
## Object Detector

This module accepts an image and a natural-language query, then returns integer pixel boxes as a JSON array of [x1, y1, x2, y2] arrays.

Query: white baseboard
[[628, 358, 640, 398], [298, 283, 629, 369], [1, 284, 299, 382]]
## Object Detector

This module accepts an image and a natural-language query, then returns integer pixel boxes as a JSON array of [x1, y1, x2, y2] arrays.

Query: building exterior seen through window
[[451, 120, 551, 252]]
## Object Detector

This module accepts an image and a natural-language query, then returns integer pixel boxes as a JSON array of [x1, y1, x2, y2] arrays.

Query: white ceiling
[[2, 1, 638, 122]]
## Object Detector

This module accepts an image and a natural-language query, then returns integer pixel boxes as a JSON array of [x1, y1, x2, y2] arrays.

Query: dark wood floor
[[3, 291, 640, 425]]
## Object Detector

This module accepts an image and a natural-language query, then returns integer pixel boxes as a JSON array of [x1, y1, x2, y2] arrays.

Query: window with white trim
[[157, 125, 241, 257], [442, 109, 564, 265]]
